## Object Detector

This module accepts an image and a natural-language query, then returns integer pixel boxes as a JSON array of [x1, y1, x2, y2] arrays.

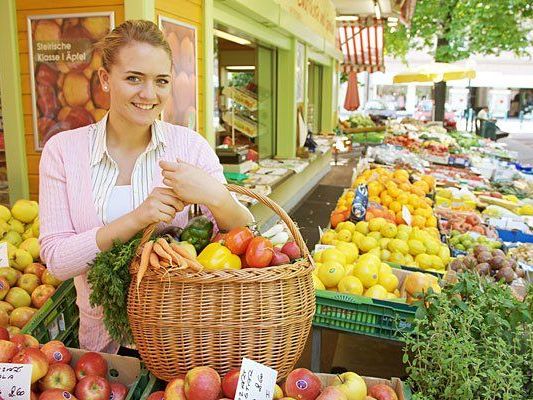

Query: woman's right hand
[[131, 187, 186, 228]]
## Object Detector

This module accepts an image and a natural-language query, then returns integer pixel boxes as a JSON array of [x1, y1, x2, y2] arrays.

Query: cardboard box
[[68, 348, 141, 386], [317, 373, 405, 400]]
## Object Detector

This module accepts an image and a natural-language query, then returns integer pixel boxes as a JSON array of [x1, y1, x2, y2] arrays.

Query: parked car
[[364, 100, 398, 119]]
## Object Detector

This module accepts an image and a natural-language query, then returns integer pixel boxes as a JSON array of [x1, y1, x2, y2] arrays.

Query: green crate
[[125, 368, 151, 400], [134, 372, 166, 400], [313, 290, 416, 341], [22, 279, 79, 347]]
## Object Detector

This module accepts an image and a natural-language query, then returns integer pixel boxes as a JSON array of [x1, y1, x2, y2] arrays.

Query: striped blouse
[[89, 113, 166, 223]]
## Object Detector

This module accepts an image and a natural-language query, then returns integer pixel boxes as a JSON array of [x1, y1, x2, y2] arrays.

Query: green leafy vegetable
[[404, 273, 532, 400], [87, 234, 141, 345]]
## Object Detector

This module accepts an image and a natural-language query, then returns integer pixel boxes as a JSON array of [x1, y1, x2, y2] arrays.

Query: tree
[[385, 0, 533, 120]]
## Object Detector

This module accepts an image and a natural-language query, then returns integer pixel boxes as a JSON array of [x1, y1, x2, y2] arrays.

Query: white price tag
[[314, 244, 335, 253], [0, 242, 9, 268], [234, 358, 277, 400], [402, 206, 412, 226], [0, 363, 32, 400]]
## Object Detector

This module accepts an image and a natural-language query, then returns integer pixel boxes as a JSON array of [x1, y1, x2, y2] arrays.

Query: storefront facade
[[0, 0, 341, 222]]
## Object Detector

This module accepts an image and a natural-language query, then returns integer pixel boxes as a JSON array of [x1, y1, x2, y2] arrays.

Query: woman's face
[[99, 41, 172, 127]]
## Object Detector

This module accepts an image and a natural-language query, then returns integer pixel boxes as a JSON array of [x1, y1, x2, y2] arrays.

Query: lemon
[[312, 274, 325, 290], [337, 221, 356, 233], [344, 263, 355, 276], [354, 254, 380, 288], [363, 284, 388, 300], [351, 231, 365, 246], [321, 230, 336, 245], [388, 239, 409, 254], [424, 240, 440, 256], [430, 255, 445, 270], [354, 221, 369, 235], [337, 229, 353, 242], [408, 239, 426, 256], [338, 276, 364, 296], [389, 251, 405, 264], [0, 205, 11, 222], [318, 261, 345, 288], [369, 217, 387, 232], [415, 254, 433, 269], [368, 247, 382, 258], [367, 231, 382, 241], [404, 254, 415, 264], [379, 262, 393, 275], [359, 236, 378, 253], [313, 251, 324, 263], [335, 242, 359, 264], [398, 224, 412, 234], [438, 245, 451, 265], [322, 248, 347, 265], [379, 238, 391, 249], [380, 249, 391, 261], [380, 223, 398, 238], [386, 292, 397, 300], [379, 273, 399, 292], [396, 231, 410, 241]]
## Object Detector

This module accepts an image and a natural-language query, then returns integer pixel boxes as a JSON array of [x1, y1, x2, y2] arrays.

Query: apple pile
[[0, 332, 128, 400], [156, 367, 399, 400], [0, 262, 62, 336]]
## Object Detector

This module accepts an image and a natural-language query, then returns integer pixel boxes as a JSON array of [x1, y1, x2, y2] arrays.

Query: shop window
[[307, 62, 323, 134]]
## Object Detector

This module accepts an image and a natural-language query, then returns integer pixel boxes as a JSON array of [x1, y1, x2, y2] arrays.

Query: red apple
[[283, 368, 322, 400], [146, 391, 165, 400], [32, 284, 56, 309], [317, 386, 348, 400], [40, 389, 78, 400], [367, 384, 398, 400], [10, 306, 38, 328], [0, 276, 10, 300], [75, 376, 111, 400], [0, 308, 8, 327], [183, 366, 221, 400], [11, 333, 40, 352], [0, 300, 14, 314], [41, 340, 72, 365], [12, 347, 49, 383], [40, 363, 77, 392], [0, 338, 18, 362], [7, 326, 21, 337], [221, 368, 240, 399], [31, 391, 39, 400], [331, 372, 367, 400], [0, 326, 9, 340], [25, 263, 47, 279], [18, 273, 41, 295], [42, 270, 62, 287], [109, 382, 128, 400], [165, 377, 187, 400], [74, 352, 108, 380]]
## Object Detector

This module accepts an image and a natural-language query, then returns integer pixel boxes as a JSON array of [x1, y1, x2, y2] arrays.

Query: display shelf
[[222, 86, 258, 111]]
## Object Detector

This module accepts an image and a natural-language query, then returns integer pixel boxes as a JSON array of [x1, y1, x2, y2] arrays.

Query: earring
[[103, 85, 109, 91]]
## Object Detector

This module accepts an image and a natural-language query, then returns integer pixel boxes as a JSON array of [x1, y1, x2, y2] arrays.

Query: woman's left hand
[[160, 160, 226, 207]]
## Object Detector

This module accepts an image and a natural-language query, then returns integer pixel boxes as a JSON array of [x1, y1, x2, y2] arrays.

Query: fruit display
[[339, 114, 376, 129], [158, 365, 402, 400], [449, 245, 526, 285], [447, 230, 502, 254], [0, 333, 132, 400], [435, 208, 497, 237], [507, 243, 533, 265]]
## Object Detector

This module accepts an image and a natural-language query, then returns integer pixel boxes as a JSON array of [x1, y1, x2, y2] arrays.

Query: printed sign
[[0, 242, 9, 268], [402, 205, 412, 226], [27, 13, 114, 150], [235, 358, 277, 400], [0, 363, 33, 400]]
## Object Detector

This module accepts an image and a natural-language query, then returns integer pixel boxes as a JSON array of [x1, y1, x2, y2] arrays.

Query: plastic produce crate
[[128, 372, 166, 400], [313, 290, 416, 341], [22, 279, 79, 347], [496, 228, 533, 243]]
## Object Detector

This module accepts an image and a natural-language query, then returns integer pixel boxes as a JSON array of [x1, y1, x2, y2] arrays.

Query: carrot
[[156, 238, 175, 257], [149, 253, 161, 269], [170, 242, 196, 261], [153, 242, 172, 262], [139, 241, 153, 272]]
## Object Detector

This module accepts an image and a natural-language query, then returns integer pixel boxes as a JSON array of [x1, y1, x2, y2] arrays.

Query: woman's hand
[[131, 187, 186, 228], [160, 160, 226, 208]]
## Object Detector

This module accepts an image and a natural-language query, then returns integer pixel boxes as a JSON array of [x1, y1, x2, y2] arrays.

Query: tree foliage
[[385, 0, 533, 62]]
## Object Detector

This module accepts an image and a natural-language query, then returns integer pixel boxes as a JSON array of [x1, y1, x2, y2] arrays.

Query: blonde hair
[[95, 20, 172, 70]]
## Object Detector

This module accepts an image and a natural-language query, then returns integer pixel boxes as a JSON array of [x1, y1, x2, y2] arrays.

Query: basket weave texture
[[127, 184, 315, 381]]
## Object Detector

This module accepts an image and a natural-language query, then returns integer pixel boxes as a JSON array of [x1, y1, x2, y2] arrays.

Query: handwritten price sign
[[234, 358, 277, 400], [0, 363, 32, 400]]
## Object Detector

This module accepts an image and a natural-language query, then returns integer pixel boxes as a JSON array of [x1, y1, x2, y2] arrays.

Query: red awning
[[337, 18, 385, 74]]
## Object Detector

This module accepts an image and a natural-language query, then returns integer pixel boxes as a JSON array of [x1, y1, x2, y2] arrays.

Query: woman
[[39, 20, 253, 353]]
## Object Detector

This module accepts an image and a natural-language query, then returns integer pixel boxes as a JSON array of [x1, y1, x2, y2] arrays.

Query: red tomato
[[225, 227, 254, 255], [245, 237, 274, 268], [212, 232, 227, 243]]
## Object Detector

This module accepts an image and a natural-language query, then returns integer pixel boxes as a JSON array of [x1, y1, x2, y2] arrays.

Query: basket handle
[[136, 184, 309, 258]]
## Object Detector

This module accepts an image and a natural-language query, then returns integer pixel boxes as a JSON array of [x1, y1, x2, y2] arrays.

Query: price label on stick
[[0, 363, 32, 400], [402, 206, 412, 226], [235, 358, 277, 400], [0, 242, 9, 268]]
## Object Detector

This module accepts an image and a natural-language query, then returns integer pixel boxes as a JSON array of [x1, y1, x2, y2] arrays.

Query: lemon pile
[[313, 247, 401, 301], [321, 219, 450, 272], [0, 200, 40, 270]]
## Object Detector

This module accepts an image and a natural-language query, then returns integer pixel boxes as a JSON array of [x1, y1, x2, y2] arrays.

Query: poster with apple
[[158, 16, 197, 130], [27, 13, 114, 151]]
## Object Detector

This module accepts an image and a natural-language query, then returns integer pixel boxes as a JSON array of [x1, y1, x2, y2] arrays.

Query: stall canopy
[[393, 63, 476, 83], [337, 18, 385, 74]]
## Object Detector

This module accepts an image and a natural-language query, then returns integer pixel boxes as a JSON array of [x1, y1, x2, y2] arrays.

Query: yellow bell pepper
[[197, 242, 242, 271]]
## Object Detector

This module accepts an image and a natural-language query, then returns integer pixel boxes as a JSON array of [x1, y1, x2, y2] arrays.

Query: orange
[[368, 181, 384, 197], [381, 195, 393, 207]]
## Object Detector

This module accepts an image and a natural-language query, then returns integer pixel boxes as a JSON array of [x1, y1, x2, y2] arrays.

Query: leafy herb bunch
[[87, 234, 141, 345], [404, 273, 532, 400]]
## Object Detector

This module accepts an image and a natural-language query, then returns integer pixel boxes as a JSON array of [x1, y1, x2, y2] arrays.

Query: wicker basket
[[127, 184, 315, 381]]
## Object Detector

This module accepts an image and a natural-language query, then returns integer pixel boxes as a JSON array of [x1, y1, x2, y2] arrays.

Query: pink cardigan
[[39, 121, 225, 353]]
